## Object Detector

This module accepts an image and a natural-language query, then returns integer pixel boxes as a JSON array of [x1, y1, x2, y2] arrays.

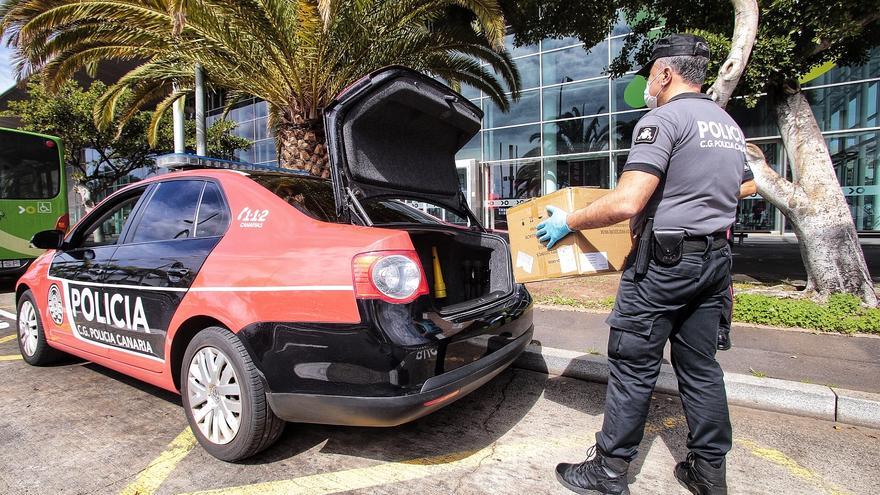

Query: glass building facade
[[205, 28, 880, 233]]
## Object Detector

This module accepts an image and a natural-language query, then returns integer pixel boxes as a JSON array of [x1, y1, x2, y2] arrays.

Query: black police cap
[[636, 33, 711, 77]]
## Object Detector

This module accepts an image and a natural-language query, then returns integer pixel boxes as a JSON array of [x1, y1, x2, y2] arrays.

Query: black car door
[[48, 186, 149, 354], [102, 179, 229, 371]]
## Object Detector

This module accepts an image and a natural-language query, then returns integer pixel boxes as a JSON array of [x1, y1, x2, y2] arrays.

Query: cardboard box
[[507, 187, 634, 283]]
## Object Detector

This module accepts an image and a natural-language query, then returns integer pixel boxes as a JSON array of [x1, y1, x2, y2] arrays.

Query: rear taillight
[[55, 213, 69, 232], [352, 251, 428, 304]]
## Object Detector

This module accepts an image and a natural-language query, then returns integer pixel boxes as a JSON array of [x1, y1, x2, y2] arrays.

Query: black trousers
[[596, 244, 733, 464]]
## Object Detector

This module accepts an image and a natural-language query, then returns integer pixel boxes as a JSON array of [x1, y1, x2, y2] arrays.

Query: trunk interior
[[405, 227, 513, 315]]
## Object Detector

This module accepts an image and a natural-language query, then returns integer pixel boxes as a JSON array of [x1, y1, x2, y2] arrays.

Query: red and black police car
[[15, 67, 534, 461]]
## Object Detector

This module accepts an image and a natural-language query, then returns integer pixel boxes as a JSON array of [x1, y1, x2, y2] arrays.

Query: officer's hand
[[536, 205, 572, 249]]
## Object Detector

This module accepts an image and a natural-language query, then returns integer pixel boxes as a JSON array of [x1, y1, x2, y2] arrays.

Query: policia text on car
[[536, 34, 751, 495]]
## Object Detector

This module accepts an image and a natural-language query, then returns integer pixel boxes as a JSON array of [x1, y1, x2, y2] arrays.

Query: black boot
[[674, 452, 727, 495], [555, 445, 630, 495], [717, 327, 731, 351]]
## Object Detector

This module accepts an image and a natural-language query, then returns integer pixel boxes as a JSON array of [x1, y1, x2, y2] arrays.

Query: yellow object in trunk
[[432, 246, 447, 299]]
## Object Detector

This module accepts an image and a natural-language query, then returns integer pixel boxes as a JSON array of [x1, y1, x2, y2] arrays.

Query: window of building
[[483, 124, 541, 161], [484, 89, 541, 128], [542, 41, 609, 85], [543, 115, 610, 155], [543, 78, 609, 121], [545, 154, 611, 189]]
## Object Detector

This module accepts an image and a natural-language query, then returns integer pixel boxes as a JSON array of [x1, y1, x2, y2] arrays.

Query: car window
[[195, 182, 229, 237], [130, 180, 202, 243], [360, 199, 442, 225], [80, 193, 144, 248], [249, 174, 338, 222]]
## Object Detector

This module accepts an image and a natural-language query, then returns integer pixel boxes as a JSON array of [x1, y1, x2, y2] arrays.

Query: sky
[[0, 45, 16, 92]]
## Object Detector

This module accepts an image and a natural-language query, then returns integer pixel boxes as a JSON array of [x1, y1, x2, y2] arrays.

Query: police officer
[[536, 34, 749, 495]]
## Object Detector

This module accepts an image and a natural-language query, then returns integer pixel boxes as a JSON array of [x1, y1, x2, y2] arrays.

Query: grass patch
[[733, 293, 880, 334], [748, 368, 767, 378], [538, 294, 616, 311]]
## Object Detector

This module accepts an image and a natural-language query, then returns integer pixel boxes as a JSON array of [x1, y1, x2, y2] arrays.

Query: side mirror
[[31, 230, 65, 250]]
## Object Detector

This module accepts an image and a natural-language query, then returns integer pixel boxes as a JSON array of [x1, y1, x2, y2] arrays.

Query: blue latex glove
[[536, 205, 572, 249]]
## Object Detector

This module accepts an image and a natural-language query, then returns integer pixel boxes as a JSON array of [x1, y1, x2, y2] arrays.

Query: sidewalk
[[531, 305, 880, 394]]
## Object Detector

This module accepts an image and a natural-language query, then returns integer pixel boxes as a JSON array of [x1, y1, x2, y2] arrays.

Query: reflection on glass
[[806, 81, 879, 131], [494, 55, 540, 92], [542, 42, 609, 85], [460, 84, 480, 99], [456, 133, 482, 161], [610, 37, 636, 69], [612, 110, 649, 149], [484, 89, 540, 128], [483, 124, 541, 161], [737, 142, 779, 232], [612, 75, 638, 112], [802, 48, 880, 87], [827, 131, 879, 231], [543, 115, 610, 155], [545, 155, 610, 189], [543, 79, 609, 121], [506, 33, 538, 58], [727, 97, 778, 139], [542, 37, 582, 51], [489, 161, 541, 199], [254, 140, 276, 164]]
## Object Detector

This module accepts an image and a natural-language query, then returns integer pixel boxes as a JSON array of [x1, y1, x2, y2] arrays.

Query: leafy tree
[[2, 79, 250, 209], [504, 0, 880, 305], [0, 0, 520, 178]]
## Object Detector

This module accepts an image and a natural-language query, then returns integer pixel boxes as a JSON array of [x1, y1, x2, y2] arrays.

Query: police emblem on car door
[[48, 187, 148, 356], [50, 180, 229, 367]]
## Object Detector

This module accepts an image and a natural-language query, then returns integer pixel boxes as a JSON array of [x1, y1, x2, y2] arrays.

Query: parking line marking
[[0, 309, 15, 319], [119, 428, 197, 495], [179, 414, 693, 495], [0, 334, 16, 344], [736, 439, 850, 495], [0, 354, 21, 361], [179, 435, 589, 495]]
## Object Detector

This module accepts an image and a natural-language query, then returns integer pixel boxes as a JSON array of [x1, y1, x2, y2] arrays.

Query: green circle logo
[[624, 76, 648, 109]]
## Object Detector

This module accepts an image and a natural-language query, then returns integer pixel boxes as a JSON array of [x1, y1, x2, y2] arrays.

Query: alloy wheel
[[18, 300, 38, 357], [187, 346, 242, 445]]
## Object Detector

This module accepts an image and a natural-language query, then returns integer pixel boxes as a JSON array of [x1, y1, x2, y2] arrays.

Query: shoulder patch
[[634, 126, 659, 144]]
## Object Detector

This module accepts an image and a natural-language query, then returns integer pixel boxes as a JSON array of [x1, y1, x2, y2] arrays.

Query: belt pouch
[[653, 229, 685, 266]]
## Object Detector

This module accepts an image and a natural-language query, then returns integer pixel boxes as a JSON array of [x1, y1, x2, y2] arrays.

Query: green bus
[[0, 127, 68, 277]]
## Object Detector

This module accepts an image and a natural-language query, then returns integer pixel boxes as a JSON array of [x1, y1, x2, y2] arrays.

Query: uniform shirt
[[624, 92, 748, 236]]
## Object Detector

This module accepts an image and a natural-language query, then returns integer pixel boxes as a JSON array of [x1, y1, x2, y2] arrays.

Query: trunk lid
[[323, 66, 483, 223]]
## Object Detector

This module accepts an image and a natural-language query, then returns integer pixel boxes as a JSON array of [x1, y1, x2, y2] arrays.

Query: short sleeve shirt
[[624, 93, 748, 236]]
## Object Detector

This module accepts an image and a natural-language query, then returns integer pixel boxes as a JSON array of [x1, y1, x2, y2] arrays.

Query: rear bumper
[[266, 326, 532, 426]]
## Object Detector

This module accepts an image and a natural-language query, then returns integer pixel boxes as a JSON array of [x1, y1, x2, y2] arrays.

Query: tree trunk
[[73, 182, 95, 215], [707, 0, 758, 109], [276, 112, 329, 178], [746, 87, 877, 306]]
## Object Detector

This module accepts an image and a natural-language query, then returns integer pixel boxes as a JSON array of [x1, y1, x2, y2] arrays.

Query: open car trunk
[[404, 227, 513, 315], [324, 66, 515, 315]]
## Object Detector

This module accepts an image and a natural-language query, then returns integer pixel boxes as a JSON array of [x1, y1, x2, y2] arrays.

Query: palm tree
[[0, 0, 520, 177]]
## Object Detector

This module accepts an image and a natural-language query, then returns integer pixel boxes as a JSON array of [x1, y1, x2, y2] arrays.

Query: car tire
[[16, 289, 63, 366], [181, 326, 284, 461]]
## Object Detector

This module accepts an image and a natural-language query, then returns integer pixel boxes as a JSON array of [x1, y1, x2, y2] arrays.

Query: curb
[[513, 344, 880, 429]]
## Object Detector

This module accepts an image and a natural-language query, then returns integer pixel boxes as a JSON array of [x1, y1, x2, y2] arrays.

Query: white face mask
[[643, 72, 663, 109]]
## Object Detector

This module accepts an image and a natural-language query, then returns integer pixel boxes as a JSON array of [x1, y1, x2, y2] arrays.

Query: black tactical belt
[[682, 232, 728, 253]]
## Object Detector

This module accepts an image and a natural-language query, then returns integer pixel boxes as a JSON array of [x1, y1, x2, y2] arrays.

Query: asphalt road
[[1, 293, 879, 494]]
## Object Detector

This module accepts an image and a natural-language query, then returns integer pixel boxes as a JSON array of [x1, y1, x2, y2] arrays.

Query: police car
[[15, 67, 534, 461]]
